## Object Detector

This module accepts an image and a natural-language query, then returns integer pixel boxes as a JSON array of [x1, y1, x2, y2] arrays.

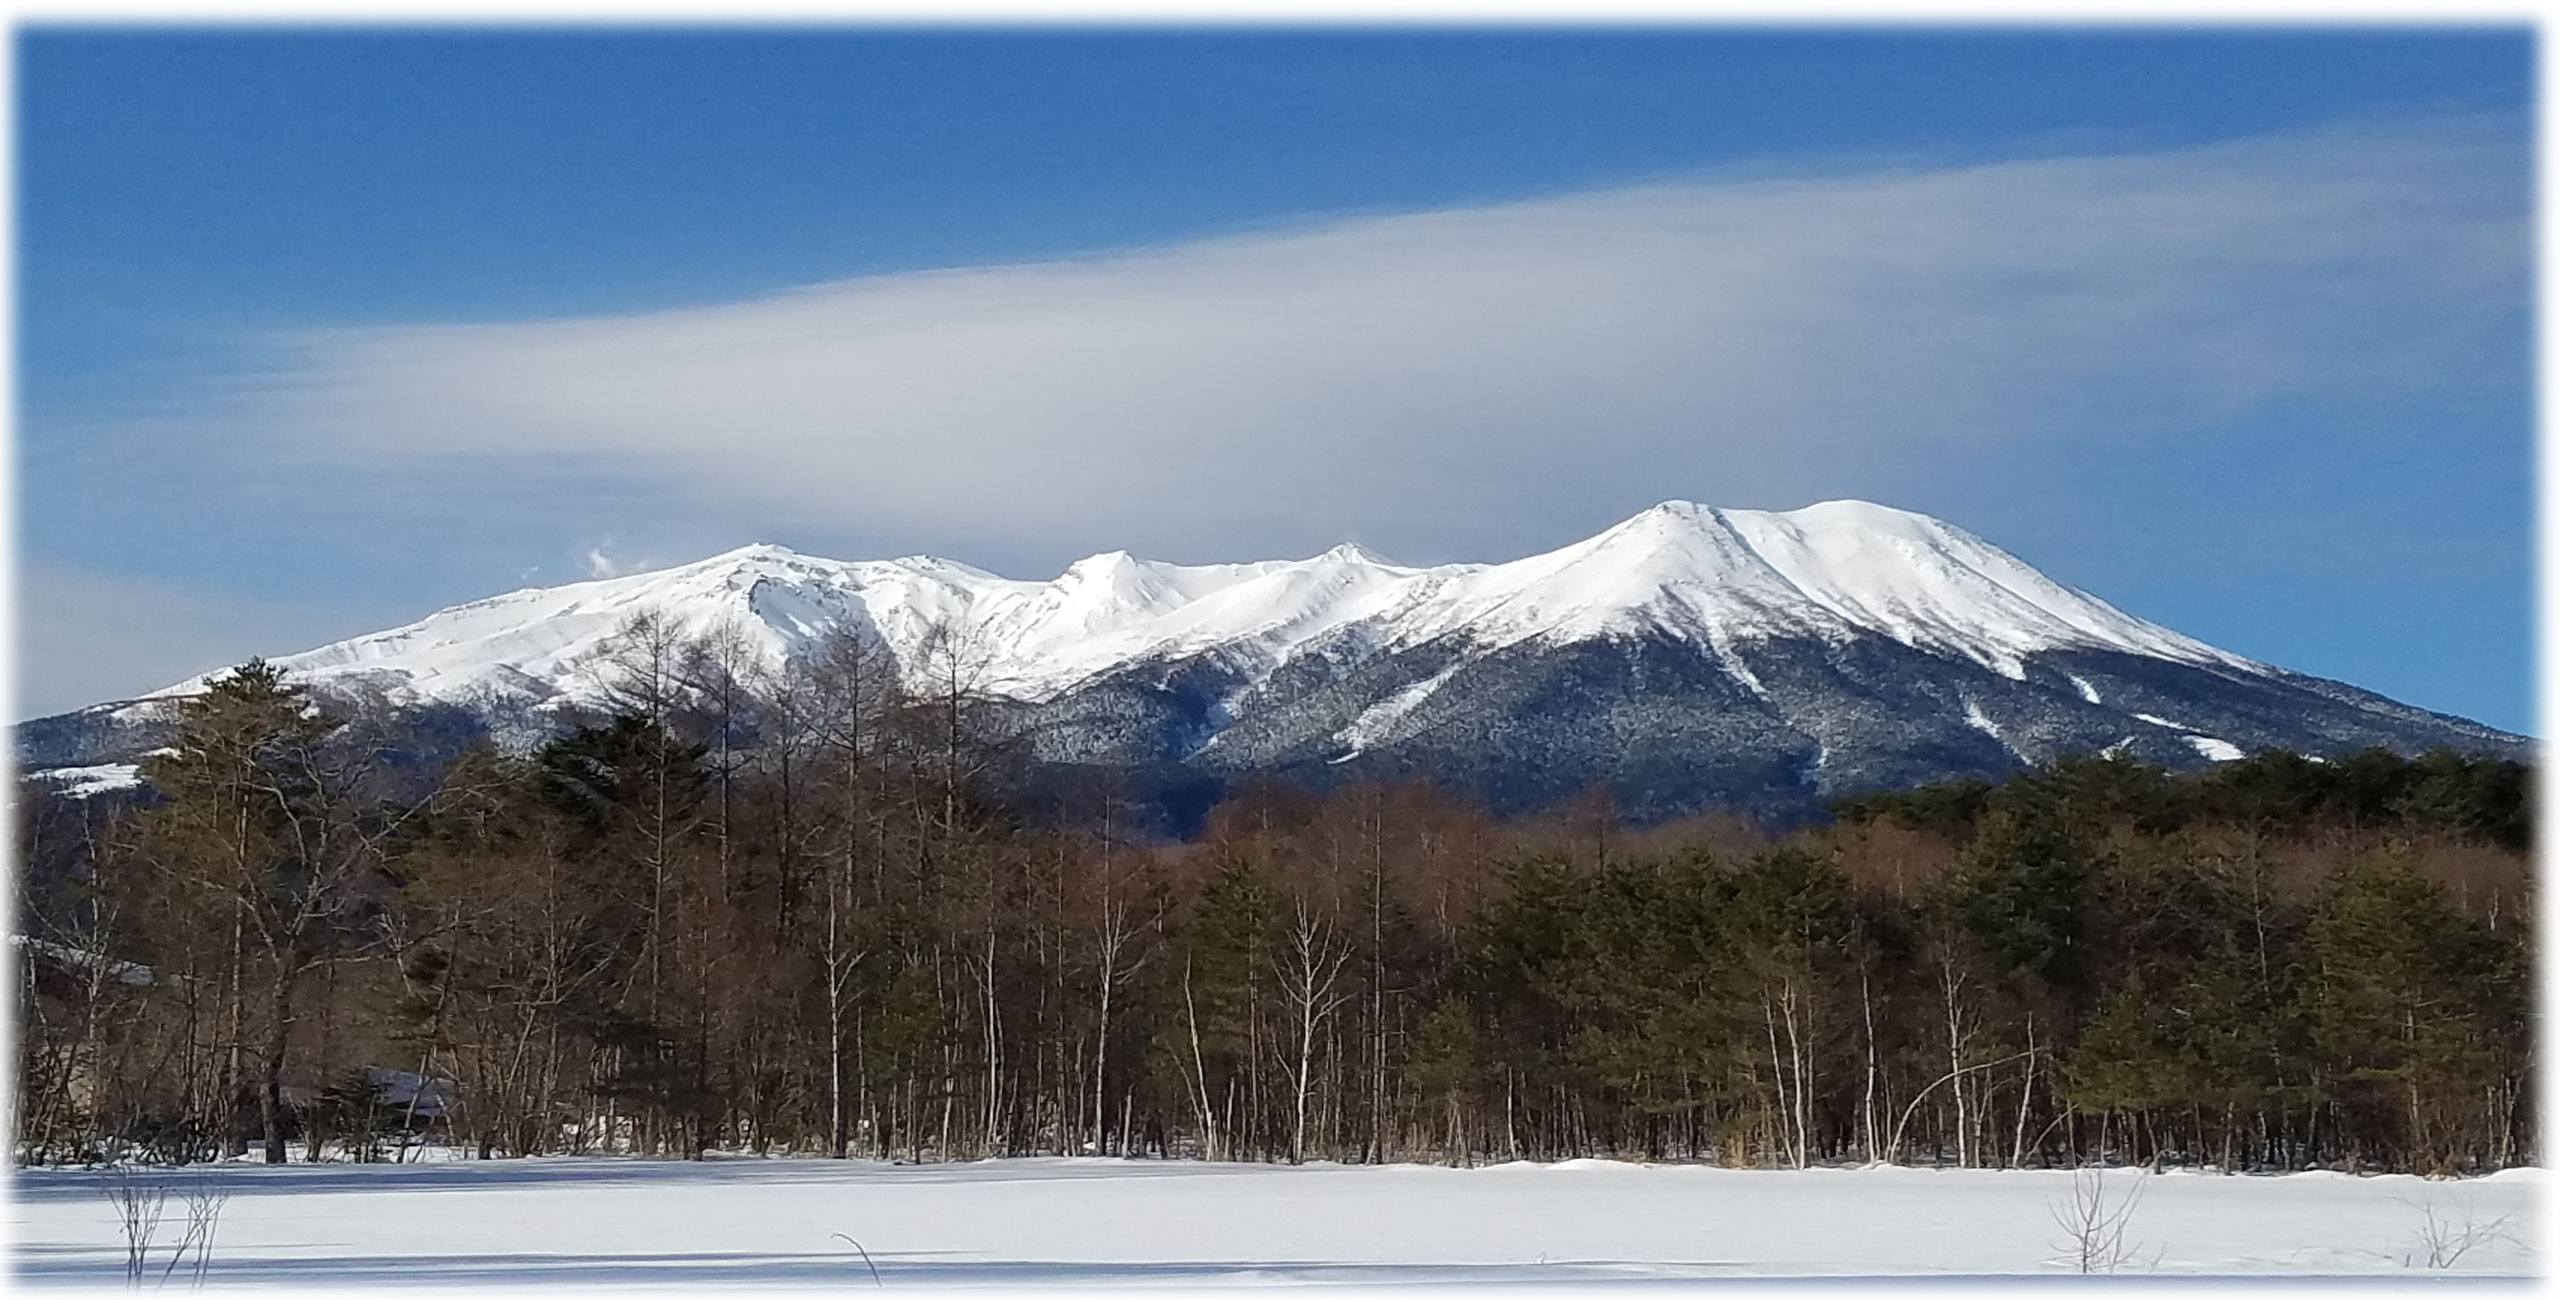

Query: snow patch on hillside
[[1332, 660, 1469, 761], [28, 763, 142, 798], [1961, 700, 2022, 760], [2186, 735, 2246, 762]]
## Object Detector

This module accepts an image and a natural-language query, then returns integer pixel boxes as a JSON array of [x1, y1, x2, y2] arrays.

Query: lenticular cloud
[[237, 117, 2521, 558]]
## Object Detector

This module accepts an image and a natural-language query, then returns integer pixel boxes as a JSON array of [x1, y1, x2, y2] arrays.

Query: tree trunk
[[1860, 964, 1880, 1162], [260, 963, 295, 1164]]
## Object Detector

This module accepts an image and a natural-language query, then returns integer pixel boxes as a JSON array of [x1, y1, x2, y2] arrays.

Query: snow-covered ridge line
[[144, 499, 2261, 722]]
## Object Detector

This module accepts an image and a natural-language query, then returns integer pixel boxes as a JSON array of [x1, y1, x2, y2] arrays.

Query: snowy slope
[[138, 500, 2257, 717], [25, 499, 2521, 822]]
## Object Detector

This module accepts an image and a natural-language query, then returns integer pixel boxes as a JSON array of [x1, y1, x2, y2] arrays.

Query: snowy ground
[[6, 1155, 2539, 1288]]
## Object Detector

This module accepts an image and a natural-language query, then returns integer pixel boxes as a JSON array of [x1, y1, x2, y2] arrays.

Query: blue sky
[[16, 27, 2535, 733]]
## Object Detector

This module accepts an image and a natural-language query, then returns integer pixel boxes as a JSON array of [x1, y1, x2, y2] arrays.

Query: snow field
[[150, 498, 2249, 722], [8, 1156, 2537, 1287]]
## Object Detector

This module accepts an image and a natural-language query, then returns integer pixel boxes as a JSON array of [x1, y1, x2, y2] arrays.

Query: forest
[[10, 614, 2535, 1177]]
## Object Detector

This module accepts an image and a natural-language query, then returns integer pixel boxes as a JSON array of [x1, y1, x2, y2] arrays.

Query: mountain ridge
[[19, 499, 2526, 824]]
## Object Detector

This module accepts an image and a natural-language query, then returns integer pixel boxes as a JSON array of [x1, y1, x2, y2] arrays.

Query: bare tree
[[1276, 897, 1355, 1164], [1178, 948, 1220, 1161], [101, 1164, 228, 1293], [2048, 1166, 2150, 1274], [2402, 1194, 2520, 1270], [679, 617, 767, 900], [585, 610, 702, 1021], [1079, 795, 1153, 1156], [167, 1172, 229, 1291], [806, 630, 898, 1158], [906, 619, 1004, 848], [1885, 1046, 2040, 1166], [103, 1166, 167, 1290]]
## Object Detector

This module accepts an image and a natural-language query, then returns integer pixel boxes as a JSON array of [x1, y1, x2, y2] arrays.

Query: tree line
[[11, 615, 2533, 1174]]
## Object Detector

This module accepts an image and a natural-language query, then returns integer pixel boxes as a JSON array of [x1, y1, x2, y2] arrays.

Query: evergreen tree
[[137, 660, 392, 1162]]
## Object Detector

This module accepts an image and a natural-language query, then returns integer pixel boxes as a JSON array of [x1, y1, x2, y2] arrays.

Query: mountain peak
[[1313, 541, 1396, 566], [1774, 498, 1963, 542], [683, 542, 813, 572], [1626, 498, 1940, 540], [1637, 498, 1715, 519], [1573, 499, 1764, 575], [1599, 500, 1725, 538], [1063, 549, 1143, 576]]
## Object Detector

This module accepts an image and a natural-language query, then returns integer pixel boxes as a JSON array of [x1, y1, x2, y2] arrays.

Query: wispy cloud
[[214, 116, 2522, 566]]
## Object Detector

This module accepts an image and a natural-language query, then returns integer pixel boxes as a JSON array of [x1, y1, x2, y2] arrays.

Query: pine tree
[[138, 660, 389, 1163]]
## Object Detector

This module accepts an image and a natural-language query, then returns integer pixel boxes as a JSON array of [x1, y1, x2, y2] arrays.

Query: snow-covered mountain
[[129, 501, 2260, 710], [19, 500, 2527, 824]]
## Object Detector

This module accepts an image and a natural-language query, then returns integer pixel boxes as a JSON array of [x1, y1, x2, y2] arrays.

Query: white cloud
[[217, 117, 2521, 565]]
